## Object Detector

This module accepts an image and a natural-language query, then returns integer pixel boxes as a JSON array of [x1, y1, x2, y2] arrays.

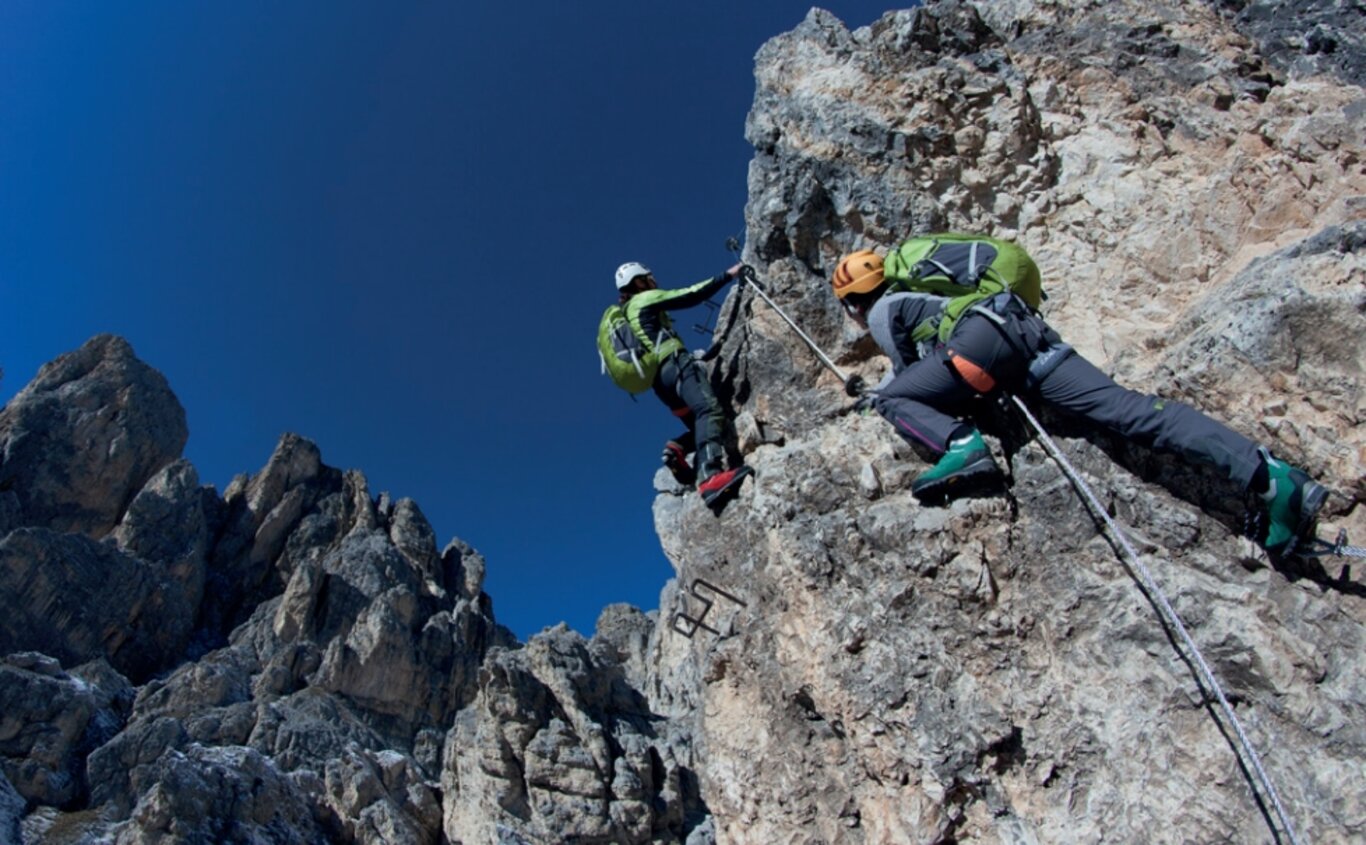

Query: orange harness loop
[[947, 350, 996, 393]]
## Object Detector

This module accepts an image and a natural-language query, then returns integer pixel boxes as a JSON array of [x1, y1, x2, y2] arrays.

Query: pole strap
[[1007, 394, 1304, 845]]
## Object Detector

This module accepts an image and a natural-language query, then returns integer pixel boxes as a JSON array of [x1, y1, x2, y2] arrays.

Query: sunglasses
[[841, 298, 867, 320]]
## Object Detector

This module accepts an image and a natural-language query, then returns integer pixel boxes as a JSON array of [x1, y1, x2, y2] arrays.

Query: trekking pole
[[725, 238, 859, 393], [745, 268, 850, 384], [1006, 393, 1304, 845], [1300, 528, 1366, 559]]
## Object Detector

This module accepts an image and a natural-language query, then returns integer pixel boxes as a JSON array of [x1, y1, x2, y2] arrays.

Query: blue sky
[[0, 1, 896, 641]]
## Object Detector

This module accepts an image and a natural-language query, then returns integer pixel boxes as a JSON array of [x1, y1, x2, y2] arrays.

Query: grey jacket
[[865, 290, 1074, 390], [865, 291, 949, 383]]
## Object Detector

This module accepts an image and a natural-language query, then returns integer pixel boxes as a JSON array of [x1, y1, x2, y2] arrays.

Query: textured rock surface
[[441, 619, 706, 844], [0, 335, 186, 537], [1223, 0, 1366, 86], [0, 654, 132, 808], [0, 774, 20, 845], [0, 530, 197, 682], [1, 1, 1363, 843], [0, 340, 695, 841]]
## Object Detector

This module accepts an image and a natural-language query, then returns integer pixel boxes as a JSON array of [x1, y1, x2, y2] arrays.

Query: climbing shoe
[[911, 429, 1001, 500], [662, 441, 696, 486], [698, 466, 752, 508], [1255, 451, 1328, 557]]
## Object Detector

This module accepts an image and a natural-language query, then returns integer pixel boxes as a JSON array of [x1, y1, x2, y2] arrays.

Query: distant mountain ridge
[[2, 1, 1364, 843]]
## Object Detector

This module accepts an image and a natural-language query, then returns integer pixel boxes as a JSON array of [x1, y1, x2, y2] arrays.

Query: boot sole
[[911, 456, 1001, 499], [663, 450, 696, 486], [702, 466, 753, 508]]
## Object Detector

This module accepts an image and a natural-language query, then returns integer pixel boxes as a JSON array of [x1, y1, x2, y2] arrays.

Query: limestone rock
[[83, 441, 516, 836], [0, 334, 523, 840], [1147, 221, 1366, 502], [111, 745, 325, 844], [87, 715, 192, 817], [320, 747, 442, 845], [442, 537, 487, 600], [1229, 0, 1366, 86], [0, 530, 196, 681], [0, 335, 186, 537], [442, 625, 707, 844], [0, 655, 132, 807], [591, 603, 657, 695], [0, 771, 20, 845], [201, 433, 347, 637]]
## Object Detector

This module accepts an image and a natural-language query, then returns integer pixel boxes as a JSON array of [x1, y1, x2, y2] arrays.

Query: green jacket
[[623, 273, 732, 362]]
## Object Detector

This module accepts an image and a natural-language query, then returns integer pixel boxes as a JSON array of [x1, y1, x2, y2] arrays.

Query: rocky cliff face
[[2, 1, 1363, 844], [645, 1, 1365, 842]]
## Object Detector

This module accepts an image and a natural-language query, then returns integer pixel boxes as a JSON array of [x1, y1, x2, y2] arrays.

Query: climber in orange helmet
[[831, 236, 1328, 557]]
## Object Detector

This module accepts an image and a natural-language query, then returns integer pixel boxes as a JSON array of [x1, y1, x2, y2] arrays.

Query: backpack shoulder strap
[[869, 292, 948, 371], [866, 294, 904, 368]]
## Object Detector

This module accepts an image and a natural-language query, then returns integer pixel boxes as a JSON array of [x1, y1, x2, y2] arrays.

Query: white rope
[[1008, 394, 1304, 845]]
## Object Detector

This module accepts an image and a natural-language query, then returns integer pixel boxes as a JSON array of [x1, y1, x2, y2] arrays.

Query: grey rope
[[1008, 394, 1304, 845]]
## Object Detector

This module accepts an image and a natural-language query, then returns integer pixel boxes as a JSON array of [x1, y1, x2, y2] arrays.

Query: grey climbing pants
[[875, 311, 1263, 489], [653, 351, 726, 480]]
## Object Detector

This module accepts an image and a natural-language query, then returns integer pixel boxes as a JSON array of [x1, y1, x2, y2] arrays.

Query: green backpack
[[883, 233, 1043, 342], [597, 304, 660, 394]]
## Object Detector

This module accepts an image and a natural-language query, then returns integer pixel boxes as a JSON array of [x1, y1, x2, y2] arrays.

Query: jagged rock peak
[[0, 336, 544, 841], [0, 333, 187, 537], [0, 333, 704, 843]]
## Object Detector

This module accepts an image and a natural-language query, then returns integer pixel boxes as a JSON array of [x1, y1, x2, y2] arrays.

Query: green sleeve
[[631, 274, 730, 314]]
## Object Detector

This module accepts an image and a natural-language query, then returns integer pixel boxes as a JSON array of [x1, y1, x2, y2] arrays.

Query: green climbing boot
[[911, 429, 1001, 500], [1257, 450, 1328, 556]]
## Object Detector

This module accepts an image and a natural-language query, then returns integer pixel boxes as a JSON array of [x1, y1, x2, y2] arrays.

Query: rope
[[1007, 394, 1304, 845]]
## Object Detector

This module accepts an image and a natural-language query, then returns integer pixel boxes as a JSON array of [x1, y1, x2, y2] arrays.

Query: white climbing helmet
[[615, 261, 652, 290]]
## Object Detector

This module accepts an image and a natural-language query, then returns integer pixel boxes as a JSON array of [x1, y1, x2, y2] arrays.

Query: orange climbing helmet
[[831, 250, 885, 299]]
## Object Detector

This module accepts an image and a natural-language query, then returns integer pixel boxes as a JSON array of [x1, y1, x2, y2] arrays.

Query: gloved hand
[[853, 392, 878, 415]]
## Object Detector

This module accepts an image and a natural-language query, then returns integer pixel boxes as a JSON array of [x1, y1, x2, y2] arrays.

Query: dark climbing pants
[[874, 312, 1263, 489], [653, 351, 726, 481]]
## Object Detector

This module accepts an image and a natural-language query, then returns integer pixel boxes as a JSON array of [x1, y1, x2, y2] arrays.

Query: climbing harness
[[725, 237, 854, 388], [1007, 394, 1304, 845]]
